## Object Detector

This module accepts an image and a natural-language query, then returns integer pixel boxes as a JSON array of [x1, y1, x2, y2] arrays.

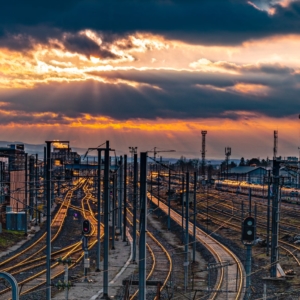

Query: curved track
[[0, 178, 103, 299], [149, 192, 245, 300], [126, 208, 172, 299]]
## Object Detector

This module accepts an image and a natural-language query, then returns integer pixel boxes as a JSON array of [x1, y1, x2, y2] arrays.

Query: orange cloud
[[0, 115, 297, 159], [232, 83, 270, 96]]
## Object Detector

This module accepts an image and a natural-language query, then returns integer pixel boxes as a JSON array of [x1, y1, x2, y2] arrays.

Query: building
[[279, 167, 298, 187], [0, 144, 27, 227], [52, 143, 80, 165], [226, 166, 268, 184]]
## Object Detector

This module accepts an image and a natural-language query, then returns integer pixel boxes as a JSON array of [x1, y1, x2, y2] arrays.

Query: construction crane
[[148, 147, 176, 161]]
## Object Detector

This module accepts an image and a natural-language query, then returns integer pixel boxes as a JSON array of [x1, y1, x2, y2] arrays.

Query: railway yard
[[1, 168, 300, 299]]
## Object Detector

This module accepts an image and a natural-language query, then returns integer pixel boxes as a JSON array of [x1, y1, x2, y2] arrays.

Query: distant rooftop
[[229, 166, 266, 174]]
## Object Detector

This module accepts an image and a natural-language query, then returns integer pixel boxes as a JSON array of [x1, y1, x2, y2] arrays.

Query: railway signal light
[[82, 219, 91, 235], [242, 216, 255, 242]]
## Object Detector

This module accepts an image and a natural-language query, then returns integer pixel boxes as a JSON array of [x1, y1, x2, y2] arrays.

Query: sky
[[0, 0, 300, 160]]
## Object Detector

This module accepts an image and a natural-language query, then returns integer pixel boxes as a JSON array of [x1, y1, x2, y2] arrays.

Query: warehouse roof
[[229, 166, 266, 174]]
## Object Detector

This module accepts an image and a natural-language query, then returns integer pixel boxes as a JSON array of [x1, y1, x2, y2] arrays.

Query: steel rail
[[149, 192, 244, 300], [0, 179, 86, 272]]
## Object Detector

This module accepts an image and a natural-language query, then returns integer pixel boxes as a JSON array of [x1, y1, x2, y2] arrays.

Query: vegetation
[[0, 229, 25, 251], [239, 157, 269, 167]]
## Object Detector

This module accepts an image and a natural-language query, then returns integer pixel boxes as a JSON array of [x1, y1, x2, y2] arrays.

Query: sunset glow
[[0, 1, 300, 159]]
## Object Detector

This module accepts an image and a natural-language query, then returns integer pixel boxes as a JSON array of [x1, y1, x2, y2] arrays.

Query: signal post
[[242, 215, 256, 297], [82, 219, 91, 282]]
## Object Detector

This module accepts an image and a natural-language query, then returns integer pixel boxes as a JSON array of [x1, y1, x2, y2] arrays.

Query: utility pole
[[45, 141, 69, 300], [266, 170, 271, 256], [270, 158, 280, 277], [111, 172, 116, 250], [132, 153, 138, 262], [96, 149, 101, 272], [46, 141, 52, 300], [123, 155, 127, 242], [35, 154, 38, 225], [201, 131, 207, 179], [181, 175, 184, 244], [44, 147, 46, 212], [103, 141, 110, 298], [270, 130, 280, 278], [29, 156, 35, 219], [193, 171, 197, 262], [225, 147, 231, 180], [139, 152, 147, 300], [118, 156, 123, 235], [24, 153, 28, 236], [184, 172, 189, 292], [298, 147, 300, 189], [167, 168, 171, 230]]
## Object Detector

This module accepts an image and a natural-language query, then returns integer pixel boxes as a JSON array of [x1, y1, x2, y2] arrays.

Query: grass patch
[[0, 229, 25, 251]]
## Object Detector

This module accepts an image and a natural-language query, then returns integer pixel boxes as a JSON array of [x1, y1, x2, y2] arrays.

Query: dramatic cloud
[[0, 67, 299, 122], [1, 0, 300, 51], [0, 0, 300, 158]]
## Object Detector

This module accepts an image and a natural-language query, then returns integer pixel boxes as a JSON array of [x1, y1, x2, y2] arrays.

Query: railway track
[[0, 179, 85, 272], [0, 178, 103, 299], [125, 208, 172, 299], [191, 189, 300, 286], [149, 192, 245, 300]]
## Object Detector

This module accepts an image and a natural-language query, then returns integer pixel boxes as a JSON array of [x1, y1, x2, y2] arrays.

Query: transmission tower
[[225, 147, 231, 179], [201, 131, 207, 178], [273, 130, 278, 159]]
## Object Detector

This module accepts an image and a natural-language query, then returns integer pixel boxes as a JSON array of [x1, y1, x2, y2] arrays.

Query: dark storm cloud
[[1, 0, 300, 51], [0, 69, 299, 122], [215, 62, 294, 75], [63, 33, 119, 59]]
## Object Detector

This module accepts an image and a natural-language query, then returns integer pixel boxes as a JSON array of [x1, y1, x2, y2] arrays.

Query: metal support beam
[[46, 141, 52, 300], [181, 175, 184, 244], [132, 153, 137, 262], [123, 155, 127, 242], [96, 149, 102, 272], [24, 153, 28, 236], [44, 147, 46, 210], [167, 169, 171, 230], [102, 141, 110, 298], [193, 171, 197, 262], [246, 244, 252, 297], [139, 152, 147, 300], [185, 172, 189, 292], [29, 156, 35, 218], [271, 159, 280, 277], [112, 173, 116, 250], [118, 156, 123, 233], [266, 170, 271, 256]]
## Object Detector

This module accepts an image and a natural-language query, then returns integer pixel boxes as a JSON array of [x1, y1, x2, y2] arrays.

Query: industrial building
[[226, 166, 268, 184]]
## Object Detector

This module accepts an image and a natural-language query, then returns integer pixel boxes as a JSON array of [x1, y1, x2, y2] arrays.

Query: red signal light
[[82, 219, 91, 235]]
